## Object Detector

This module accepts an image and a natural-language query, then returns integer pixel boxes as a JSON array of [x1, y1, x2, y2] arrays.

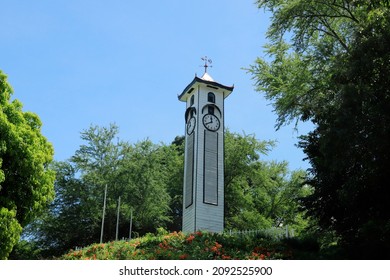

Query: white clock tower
[[178, 60, 233, 233]]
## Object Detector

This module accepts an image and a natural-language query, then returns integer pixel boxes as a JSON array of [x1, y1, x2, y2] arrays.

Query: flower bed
[[61, 229, 292, 260]]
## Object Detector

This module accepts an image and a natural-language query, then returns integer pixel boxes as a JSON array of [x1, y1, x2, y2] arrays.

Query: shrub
[[60, 229, 293, 260]]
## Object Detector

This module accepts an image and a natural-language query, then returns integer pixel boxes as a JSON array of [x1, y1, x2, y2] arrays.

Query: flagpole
[[100, 184, 108, 243]]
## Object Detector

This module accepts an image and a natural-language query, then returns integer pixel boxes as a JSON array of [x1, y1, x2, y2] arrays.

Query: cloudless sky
[[1, 0, 313, 171]]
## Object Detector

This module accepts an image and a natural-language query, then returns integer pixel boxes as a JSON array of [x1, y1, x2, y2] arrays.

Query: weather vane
[[201, 56, 212, 73]]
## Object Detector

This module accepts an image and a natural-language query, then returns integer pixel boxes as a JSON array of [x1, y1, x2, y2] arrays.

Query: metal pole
[[100, 184, 108, 243], [116, 196, 121, 241], [129, 209, 133, 240]]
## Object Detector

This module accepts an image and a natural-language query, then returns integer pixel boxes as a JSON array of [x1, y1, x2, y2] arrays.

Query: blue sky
[[1, 0, 312, 170]]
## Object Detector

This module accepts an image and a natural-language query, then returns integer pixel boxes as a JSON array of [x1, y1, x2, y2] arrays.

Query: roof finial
[[201, 56, 212, 73]]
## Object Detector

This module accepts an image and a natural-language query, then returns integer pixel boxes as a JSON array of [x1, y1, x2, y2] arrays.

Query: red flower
[[179, 254, 188, 260], [251, 252, 266, 260], [211, 242, 222, 254], [186, 235, 195, 243]]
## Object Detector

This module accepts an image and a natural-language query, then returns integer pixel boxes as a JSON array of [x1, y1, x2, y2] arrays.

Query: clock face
[[187, 117, 196, 135], [202, 114, 220, 131]]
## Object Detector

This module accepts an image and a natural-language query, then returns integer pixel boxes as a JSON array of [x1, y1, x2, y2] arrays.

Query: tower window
[[208, 92, 215, 103], [208, 106, 215, 115], [190, 95, 194, 106]]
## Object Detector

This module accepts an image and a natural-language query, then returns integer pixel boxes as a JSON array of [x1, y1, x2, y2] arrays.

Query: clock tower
[[178, 64, 233, 233]]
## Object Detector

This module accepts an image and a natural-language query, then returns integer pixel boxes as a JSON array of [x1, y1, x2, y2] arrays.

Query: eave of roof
[[178, 75, 234, 102]]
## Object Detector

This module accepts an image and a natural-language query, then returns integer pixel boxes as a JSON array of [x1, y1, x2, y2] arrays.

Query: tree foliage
[[0, 70, 55, 259], [250, 1, 390, 258], [28, 124, 178, 257], [23, 125, 308, 258], [224, 131, 308, 232]]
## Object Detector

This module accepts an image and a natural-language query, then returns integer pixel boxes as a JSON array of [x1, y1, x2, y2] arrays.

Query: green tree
[[249, 1, 390, 257], [224, 131, 308, 231], [250, 161, 310, 234], [0, 70, 55, 259], [28, 124, 178, 257], [70, 124, 129, 242], [27, 161, 100, 257], [162, 136, 184, 232], [224, 131, 274, 229], [119, 139, 173, 234]]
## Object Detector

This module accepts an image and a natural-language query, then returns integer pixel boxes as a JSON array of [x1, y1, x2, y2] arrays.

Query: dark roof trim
[[178, 76, 234, 101]]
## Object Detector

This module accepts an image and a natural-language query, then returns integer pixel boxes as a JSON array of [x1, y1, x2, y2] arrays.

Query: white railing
[[224, 226, 294, 239]]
